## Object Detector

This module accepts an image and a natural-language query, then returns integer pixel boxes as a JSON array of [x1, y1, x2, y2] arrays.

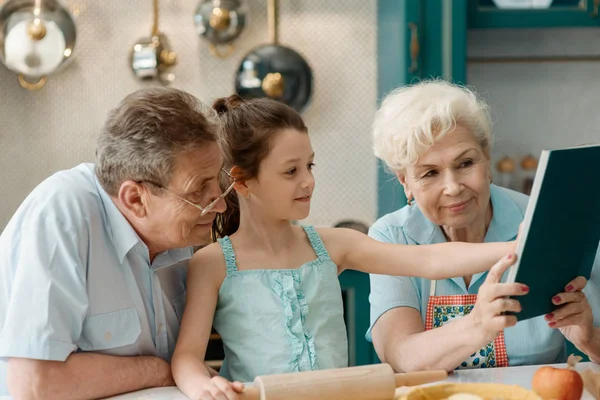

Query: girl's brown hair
[[212, 95, 308, 239]]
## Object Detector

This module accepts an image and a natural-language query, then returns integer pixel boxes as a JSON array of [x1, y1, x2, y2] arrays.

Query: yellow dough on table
[[446, 394, 485, 400], [401, 383, 541, 400]]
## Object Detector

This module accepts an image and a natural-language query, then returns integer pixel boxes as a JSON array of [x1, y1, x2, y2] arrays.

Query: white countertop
[[2, 362, 599, 400]]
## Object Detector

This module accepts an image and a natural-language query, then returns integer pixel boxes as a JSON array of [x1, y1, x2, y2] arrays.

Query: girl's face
[[245, 129, 315, 221]]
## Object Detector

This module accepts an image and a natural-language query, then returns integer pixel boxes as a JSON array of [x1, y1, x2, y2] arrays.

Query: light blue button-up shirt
[[0, 163, 192, 395], [367, 184, 600, 366]]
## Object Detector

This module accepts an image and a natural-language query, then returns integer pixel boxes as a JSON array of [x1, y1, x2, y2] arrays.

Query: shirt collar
[[94, 175, 194, 266], [484, 184, 524, 243], [403, 184, 523, 245], [95, 175, 141, 263], [402, 184, 525, 291]]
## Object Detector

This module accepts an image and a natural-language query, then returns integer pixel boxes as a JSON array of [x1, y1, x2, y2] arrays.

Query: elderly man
[[0, 88, 228, 399]]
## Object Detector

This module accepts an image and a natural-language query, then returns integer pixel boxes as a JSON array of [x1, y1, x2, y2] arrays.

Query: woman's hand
[[467, 254, 529, 346], [546, 276, 595, 348]]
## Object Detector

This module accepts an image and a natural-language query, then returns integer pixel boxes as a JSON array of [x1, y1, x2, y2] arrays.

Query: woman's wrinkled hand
[[546, 276, 595, 348], [468, 253, 529, 346]]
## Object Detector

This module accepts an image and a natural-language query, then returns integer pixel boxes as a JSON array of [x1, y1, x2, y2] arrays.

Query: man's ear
[[118, 180, 149, 218]]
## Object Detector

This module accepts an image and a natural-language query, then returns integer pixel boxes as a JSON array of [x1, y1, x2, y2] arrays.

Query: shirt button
[[158, 323, 164, 333], [105, 332, 112, 341]]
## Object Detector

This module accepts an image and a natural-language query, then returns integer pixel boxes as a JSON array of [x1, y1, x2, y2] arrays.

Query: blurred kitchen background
[[0, 0, 378, 230], [1, 0, 599, 367]]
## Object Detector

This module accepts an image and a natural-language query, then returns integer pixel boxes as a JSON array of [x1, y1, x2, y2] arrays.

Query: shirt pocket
[[79, 308, 142, 351], [173, 290, 187, 321]]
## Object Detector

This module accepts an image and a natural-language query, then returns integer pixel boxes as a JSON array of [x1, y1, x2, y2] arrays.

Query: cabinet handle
[[408, 22, 419, 73], [591, 0, 599, 18]]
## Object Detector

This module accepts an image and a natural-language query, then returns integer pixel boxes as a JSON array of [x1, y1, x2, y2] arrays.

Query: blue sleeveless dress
[[213, 225, 348, 382]]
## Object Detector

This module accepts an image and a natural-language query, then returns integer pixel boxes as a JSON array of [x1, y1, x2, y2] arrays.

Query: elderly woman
[[368, 80, 600, 371]]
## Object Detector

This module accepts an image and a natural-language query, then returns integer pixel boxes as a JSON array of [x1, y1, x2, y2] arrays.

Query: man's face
[[141, 143, 227, 250]]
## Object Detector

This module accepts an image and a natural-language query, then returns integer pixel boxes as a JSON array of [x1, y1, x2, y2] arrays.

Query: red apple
[[532, 365, 584, 400]]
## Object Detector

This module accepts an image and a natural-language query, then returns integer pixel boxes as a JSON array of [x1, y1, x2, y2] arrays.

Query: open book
[[505, 143, 600, 321]]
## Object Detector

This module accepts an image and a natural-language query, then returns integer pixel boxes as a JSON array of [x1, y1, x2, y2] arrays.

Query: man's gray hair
[[96, 87, 218, 196]]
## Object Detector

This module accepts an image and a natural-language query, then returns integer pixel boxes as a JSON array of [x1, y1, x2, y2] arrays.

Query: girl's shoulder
[[311, 226, 359, 266], [188, 240, 228, 285]]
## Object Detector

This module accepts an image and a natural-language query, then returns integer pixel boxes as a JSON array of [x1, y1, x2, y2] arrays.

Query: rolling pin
[[239, 363, 448, 400]]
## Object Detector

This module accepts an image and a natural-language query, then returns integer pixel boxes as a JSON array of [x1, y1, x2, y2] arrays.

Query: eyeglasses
[[140, 168, 235, 216]]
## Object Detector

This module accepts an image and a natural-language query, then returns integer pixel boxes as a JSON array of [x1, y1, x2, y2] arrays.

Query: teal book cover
[[506, 144, 600, 321]]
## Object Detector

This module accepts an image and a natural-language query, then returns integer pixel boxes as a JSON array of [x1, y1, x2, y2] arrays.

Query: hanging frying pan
[[0, 0, 77, 91], [194, 0, 247, 58], [130, 0, 177, 84], [234, 0, 312, 113]]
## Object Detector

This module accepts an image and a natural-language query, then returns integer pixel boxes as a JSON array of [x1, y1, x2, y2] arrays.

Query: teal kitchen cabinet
[[377, 0, 468, 218], [469, 0, 600, 28], [338, 270, 374, 366], [351, 0, 469, 366]]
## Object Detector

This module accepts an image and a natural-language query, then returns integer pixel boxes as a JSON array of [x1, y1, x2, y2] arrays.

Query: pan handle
[[151, 0, 159, 35], [209, 43, 234, 58], [18, 74, 46, 91], [268, 0, 278, 44], [394, 369, 448, 387]]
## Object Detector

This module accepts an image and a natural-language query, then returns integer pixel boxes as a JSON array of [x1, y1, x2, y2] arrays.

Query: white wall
[[468, 28, 600, 191], [0, 0, 378, 229]]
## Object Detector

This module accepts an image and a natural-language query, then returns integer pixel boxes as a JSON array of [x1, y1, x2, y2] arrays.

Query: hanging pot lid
[[194, 0, 247, 58], [0, 0, 76, 90], [234, 0, 312, 113]]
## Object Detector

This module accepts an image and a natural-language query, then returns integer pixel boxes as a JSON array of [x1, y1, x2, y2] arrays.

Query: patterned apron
[[424, 280, 509, 369]]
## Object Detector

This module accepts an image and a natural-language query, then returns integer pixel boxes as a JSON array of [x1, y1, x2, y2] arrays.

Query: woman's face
[[399, 125, 492, 230]]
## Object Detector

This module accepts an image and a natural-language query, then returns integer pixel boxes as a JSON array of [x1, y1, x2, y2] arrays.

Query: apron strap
[[429, 280, 437, 297]]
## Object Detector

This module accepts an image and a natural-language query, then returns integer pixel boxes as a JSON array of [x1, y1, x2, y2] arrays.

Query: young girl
[[171, 96, 517, 400]]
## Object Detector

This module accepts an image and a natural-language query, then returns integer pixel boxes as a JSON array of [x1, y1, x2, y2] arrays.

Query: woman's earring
[[244, 191, 250, 199], [407, 198, 413, 206]]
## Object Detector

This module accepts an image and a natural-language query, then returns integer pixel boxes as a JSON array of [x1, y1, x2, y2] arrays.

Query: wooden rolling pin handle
[[239, 385, 261, 400], [394, 370, 448, 387]]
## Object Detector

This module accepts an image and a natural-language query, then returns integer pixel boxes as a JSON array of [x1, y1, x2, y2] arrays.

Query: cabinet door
[[468, 0, 600, 28], [376, 0, 420, 217], [377, 0, 467, 217]]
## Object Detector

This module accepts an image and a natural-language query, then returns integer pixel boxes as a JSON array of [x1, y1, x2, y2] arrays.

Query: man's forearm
[[8, 353, 172, 400]]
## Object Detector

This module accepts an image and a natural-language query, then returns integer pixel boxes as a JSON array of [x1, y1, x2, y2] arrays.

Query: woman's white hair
[[372, 80, 492, 173]]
